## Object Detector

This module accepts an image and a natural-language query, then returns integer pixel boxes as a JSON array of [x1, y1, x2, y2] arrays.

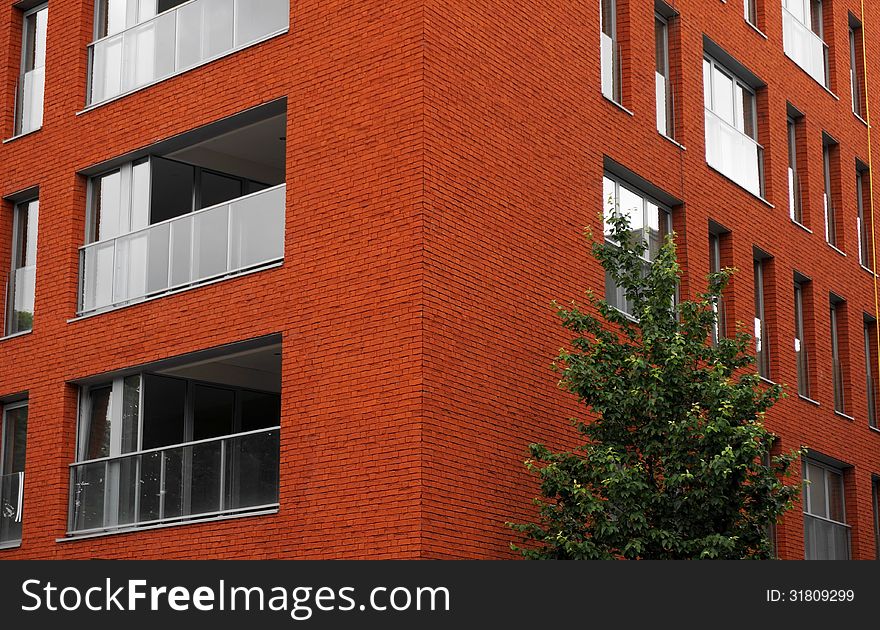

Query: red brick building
[[1, 0, 879, 559]]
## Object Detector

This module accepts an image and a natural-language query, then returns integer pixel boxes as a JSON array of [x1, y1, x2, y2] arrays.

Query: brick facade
[[1, 0, 879, 559]]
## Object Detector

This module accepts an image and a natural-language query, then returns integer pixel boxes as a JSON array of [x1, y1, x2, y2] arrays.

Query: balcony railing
[[803, 513, 850, 560], [68, 426, 279, 536], [15, 67, 44, 135], [705, 108, 764, 197], [87, 0, 289, 106], [782, 7, 828, 87], [79, 184, 285, 314], [0, 472, 24, 546]]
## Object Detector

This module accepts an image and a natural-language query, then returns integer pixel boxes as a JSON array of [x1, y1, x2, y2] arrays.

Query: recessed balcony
[[77, 110, 286, 316], [68, 340, 281, 537], [87, 0, 289, 107]]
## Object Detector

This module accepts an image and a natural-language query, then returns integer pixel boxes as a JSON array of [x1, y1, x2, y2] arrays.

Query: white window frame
[[600, 0, 621, 103], [6, 197, 39, 337], [802, 458, 850, 560], [14, 3, 48, 136], [602, 174, 672, 317], [654, 12, 673, 138]]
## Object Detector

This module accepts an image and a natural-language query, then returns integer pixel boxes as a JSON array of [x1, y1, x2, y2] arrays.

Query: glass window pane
[[240, 390, 281, 432], [150, 157, 194, 223], [712, 67, 735, 125], [806, 462, 827, 518], [618, 186, 644, 244], [200, 171, 242, 209], [703, 58, 711, 109], [99, 0, 130, 38], [142, 375, 186, 449], [827, 469, 844, 522], [2, 405, 28, 475], [96, 170, 123, 241], [603, 176, 616, 237], [84, 386, 113, 461], [121, 375, 141, 454], [192, 385, 235, 441]]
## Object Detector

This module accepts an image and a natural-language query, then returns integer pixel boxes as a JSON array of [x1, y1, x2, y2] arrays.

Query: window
[[857, 165, 871, 269], [794, 278, 810, 397], [0, 400, 27, 547], [787, 115, 803, 224], [709, 226, 729, 345], [70, 355, 281, 535], [655, 11, 674, 138], [830, 295, 848, 414], [5, 197, 39, 336], [744, 0, 758, 27], [753, 255, 770, 379], [782, 0, 828, 87], [703, 55, 763, 197], [14, 4, 47, 136], [823, 136, 840, 248], [865, 318, 878, 428], [803, 458, 850, 560], [602, 175, 671, 317], [874, 478, 880, 560], [849, 18, 865, 118], [600, 0, 621, 103], [88, 0, 290, 105]]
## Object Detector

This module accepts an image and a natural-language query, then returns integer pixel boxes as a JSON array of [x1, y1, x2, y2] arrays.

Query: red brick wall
[[1, 0, 880, 560]]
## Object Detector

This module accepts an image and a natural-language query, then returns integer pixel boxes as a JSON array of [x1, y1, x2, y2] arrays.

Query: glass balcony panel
[[0, 472, 23, 544], [89, 0, 289, 105], [162, 448, 184, 519], [205, 0, 235, 58], [82, 241, 116, 312], [230, 185, 285, 268], [190, 441, 222, 515], [783, 7, 828, 86], [137, 451, 162, 522], [705, 109, 762, 196], [176, 2, 203, 69], [192, 204, 229, 279], [228, 430, 279, 509], [234, 0, 288, 46], [80, 186, 284, 313], [16, 66, 45, 135], [69, 427, 279, 533], [71, 462, 107, 532], [113, 232, 148, 304], [169, 214, 194, 287], [146, 221, 171, 294], [91, 35, 124, 104]]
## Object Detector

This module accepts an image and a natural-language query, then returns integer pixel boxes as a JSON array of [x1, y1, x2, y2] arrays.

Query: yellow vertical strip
[[860, 0, 880, 403]]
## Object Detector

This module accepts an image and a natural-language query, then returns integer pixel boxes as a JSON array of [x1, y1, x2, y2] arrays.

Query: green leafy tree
[[510, 209, 801, 559]]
